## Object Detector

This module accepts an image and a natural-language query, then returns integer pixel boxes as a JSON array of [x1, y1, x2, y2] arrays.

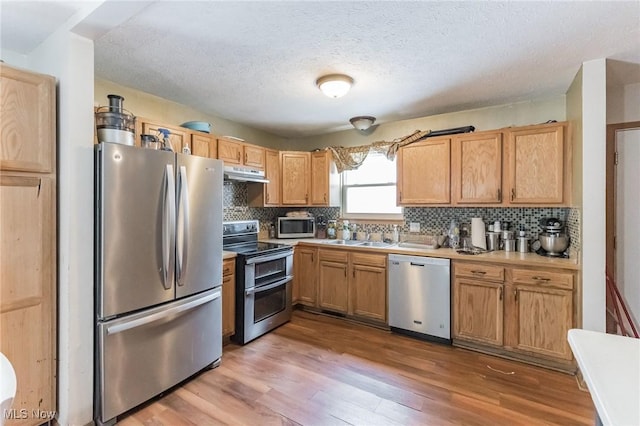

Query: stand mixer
[[534, 218, 570, 257]]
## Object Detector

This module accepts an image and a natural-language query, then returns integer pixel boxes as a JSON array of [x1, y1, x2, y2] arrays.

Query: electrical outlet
[[409, 222, 420, 232]]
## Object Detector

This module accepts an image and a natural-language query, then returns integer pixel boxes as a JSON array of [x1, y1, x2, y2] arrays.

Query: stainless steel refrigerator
[[94, 143, 223, 425]]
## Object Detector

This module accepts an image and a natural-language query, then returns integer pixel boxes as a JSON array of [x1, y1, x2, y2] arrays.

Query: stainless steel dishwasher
[[388, 254, 451, 343]]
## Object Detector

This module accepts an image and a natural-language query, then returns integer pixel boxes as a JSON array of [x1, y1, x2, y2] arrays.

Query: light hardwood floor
[[119, 310, 594, 425]]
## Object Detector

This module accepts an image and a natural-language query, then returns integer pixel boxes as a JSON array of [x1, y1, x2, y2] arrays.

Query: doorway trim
[[605, 121, 640, 332]]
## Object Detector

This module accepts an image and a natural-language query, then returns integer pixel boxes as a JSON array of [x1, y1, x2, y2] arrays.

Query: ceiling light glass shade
[[316, 74, 354, 98], [350, 116, 376, 130]]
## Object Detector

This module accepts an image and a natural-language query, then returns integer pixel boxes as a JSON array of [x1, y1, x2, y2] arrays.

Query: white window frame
[[340, 153, 404, 221]]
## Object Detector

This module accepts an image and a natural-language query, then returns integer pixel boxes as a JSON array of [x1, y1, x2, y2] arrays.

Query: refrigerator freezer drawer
[[96, 288, 222, 423]]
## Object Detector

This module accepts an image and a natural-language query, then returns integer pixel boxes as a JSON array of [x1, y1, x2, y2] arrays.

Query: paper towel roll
[[471, 218, 486, 249]]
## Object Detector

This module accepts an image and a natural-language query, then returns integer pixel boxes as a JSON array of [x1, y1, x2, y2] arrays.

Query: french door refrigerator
[[94, 143, 223, 425]]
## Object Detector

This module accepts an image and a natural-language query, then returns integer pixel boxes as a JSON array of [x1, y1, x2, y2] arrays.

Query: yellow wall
[[95, 78, 286, 150], [283, 96, 566, 150]]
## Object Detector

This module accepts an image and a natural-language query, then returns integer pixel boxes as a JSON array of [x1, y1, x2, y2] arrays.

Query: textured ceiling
[[3, 1, 639, 138]]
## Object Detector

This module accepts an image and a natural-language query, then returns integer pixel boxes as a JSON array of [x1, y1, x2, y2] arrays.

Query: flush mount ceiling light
[[316, 74, 354, 98], [350, 116, 376, 131]]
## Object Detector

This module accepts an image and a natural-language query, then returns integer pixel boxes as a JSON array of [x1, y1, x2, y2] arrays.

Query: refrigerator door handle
[[176, 165, 190, 286], [106, 289, 221, 335], [162, 164, 176, 290]]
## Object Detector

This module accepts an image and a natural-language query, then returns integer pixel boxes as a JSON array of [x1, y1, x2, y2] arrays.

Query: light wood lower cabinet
[[453, 278, 504, 346], [453, 261, 576, 368], [222, 258, 236, 339], [294, 247, 318, 306], [350, 253, 387, 322], [314, 248, 388, 324], [318, 250, 349, 313]]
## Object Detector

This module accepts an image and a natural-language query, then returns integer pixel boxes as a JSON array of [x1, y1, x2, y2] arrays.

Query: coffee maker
[[534, 218, 570, 258]]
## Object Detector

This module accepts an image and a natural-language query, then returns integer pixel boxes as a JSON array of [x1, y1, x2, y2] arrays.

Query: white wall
[[26, 31, 95, 426], [580, 59, 608, 332], [607, 82, 640, 124]]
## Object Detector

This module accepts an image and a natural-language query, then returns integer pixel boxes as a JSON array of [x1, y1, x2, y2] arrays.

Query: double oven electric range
[[223, 220, 294, 344]]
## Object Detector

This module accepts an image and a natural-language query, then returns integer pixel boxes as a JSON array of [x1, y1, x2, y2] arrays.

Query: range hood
[[223, 165, 269, 184]]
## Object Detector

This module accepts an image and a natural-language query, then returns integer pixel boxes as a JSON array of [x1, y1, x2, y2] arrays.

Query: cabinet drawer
[[351, 252, 387, 268], [511, 269, 573, 289], [222, 259, 235, 277], [318, 249, 349, 263], [454, 262, 504, 281]]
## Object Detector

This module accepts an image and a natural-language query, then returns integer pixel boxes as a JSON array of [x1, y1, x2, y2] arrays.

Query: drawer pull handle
[[514, 289, 518, 301], [499, 286, 503, 300], [532, 276, 551, 281], [471, 270, 486, 275]]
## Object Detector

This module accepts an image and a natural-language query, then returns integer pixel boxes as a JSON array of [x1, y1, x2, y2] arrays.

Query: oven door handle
[[245, 276, 292, 296], [245, 251, 292, 265]]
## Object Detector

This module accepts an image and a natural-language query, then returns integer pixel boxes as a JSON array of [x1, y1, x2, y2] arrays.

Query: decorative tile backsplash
[[223, 181, 581, 249]]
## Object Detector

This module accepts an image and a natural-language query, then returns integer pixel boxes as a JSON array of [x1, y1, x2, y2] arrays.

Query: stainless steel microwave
[[276, 217, 315, 238]]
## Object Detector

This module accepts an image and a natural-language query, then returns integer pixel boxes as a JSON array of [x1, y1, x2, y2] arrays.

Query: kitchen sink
[[322, 240, 394, 248], [359, 241, 395, 248], [323, 239, 365, 246]]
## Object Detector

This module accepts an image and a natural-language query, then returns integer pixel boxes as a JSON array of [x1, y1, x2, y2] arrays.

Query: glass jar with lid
[[327, 220, 337, 239]]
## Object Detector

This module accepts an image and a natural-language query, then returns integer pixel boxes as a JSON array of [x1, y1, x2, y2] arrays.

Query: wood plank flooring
[[119, 310, 594, 425]]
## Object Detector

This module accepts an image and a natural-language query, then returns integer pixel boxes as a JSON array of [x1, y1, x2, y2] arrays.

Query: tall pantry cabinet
[[0, 63, 57, 425]]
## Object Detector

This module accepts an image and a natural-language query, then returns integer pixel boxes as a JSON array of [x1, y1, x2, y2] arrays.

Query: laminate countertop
[[260, 238, 580, 270], [568, 329, 640, 426], [222, 251, 237, 260]]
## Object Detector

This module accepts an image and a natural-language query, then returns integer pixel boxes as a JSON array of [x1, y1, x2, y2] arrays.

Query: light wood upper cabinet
[[0, 63, 56, 426], [244, 144, 265, 169], [397, 137, 451, 204], [264, 150, 280, 205], [295, 246, 318, 307], [281, 151, 310, 205], [191, 133, 217, 158], [217, 137, 265, 170], [0, 64, 55, 173], [222, 259, 236, 338], [217, 137, 243, 165], [505, 123, 566, 204], [247, 149, 280, 207], [142, 121, 190, 152], [310, 150, 340, 206], [452, 132, 502, 204]]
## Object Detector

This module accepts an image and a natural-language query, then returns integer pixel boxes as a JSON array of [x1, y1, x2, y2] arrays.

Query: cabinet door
[[397, 138, 450, 204], [506, 124, 564, 204], [0, 175, 56, 419], [295, 247, 317, 306], [351, 264, 387, 322], [453, 278, 503, 346], [217, 138, 243, 165], [264, 149, 280, 206], [319, 260, 349, 313], [508, 285, 573, 360], [310, 151, 329, 205], [243, 144, 265, 170], [281, 151, 310, 205], [0, 64, 55, 173], [452, 132, 502, 204], [142, 122, 189, 153], [222, 269, 235, 338], [191, 133, 215, 158]]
